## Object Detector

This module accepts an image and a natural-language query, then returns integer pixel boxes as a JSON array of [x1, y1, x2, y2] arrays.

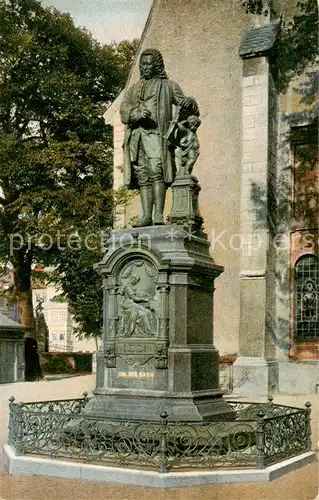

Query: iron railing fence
[[7, 394, 311, 472]]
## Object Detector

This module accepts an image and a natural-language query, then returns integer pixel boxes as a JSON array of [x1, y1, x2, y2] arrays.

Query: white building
[[32, 282, 97, 353]]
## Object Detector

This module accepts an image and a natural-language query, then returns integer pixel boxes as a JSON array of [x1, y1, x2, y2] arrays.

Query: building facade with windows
[[0, 312, 25, 384], [32, 283, 96, 353], [288, 129, 318, 359], [1, 271, 97, 354], [105, 0, 318, 395]]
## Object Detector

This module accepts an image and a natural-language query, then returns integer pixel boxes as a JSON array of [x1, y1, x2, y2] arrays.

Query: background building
[[0, 312, 25, 384], [1, 270, 97, 354], [32, 280, 97, 354]]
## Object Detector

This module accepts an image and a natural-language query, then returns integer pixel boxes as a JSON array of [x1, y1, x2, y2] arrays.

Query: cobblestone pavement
[[0, 375, 318, 500]]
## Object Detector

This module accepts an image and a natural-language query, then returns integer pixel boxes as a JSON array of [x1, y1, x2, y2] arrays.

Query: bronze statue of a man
[[120, 48, 198, 226]]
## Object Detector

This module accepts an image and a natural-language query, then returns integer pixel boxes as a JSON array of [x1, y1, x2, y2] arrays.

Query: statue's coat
[[120, 79, 186, 188]]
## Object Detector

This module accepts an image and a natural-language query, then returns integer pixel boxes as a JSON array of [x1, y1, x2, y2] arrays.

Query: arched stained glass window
[[295, 255, 319, 339]]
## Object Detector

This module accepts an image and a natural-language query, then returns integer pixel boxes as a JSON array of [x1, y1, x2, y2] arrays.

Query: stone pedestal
[[167, 175, 203, 233], [91, 226, 235, 421]]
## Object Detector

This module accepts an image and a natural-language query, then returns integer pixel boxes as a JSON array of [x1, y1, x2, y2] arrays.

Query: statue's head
[[130, 275, 140, 286], [187, 115, 201, 131], [139, 48, 168, 80]]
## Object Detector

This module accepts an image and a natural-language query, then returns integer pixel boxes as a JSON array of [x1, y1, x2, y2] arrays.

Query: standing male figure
[[120, 48, 198, 226]]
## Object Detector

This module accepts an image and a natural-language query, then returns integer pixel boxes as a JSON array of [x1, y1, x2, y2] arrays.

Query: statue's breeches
[[131, 132, 163, 186]]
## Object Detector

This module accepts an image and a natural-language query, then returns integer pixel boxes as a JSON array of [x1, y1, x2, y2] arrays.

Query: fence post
[[256, 409, 265, 469], [305, 401, 312, 451], [14, 402, 24, 456], [158, 411, 168, 473], [8, 396, 15, 446], [82, 391, 89, 405], [75, 391, 89, 413], [267, 395, 274, 416]]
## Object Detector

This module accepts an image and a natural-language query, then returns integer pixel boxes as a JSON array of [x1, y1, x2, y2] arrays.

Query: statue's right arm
[[177, 120, 188, 131], [120, 86, 141, 125]]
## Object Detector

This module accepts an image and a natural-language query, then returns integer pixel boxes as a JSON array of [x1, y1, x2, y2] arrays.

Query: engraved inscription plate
[[117, 371, 155, 380]]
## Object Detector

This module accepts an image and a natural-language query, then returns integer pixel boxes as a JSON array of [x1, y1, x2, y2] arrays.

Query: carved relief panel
[[117, 260, 158, 338], [103, 257, 170, 370]]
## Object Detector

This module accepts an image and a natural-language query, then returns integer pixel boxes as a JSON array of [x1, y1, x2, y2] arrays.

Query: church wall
[[276, 72, 318, 364], [117, 0, 256, 355]]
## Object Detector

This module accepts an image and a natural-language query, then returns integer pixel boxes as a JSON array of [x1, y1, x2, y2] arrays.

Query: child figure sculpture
[[177, 115, 201, 176]]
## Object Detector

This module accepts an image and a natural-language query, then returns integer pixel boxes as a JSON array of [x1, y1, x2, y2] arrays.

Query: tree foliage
[[0, 0, 138, 335], [242, 0, 318, 91], [48, 188, 131, 339]]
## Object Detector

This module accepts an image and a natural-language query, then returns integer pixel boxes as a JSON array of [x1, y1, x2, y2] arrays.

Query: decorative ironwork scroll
[[8, 396, 311, 472]]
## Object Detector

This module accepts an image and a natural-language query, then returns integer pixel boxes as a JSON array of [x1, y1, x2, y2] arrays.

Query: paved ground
[[0, 375, 318, 500]]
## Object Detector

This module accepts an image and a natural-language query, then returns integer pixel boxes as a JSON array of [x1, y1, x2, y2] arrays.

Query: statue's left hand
[[180, 97, 199, 114]]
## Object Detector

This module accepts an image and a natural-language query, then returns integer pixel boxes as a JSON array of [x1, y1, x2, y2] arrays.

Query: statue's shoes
[[132, 218, 153, 227], [153, 215, 165, 225]]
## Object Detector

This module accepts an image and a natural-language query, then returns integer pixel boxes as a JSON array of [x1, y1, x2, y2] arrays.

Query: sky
[[41, 0, 153, 44]]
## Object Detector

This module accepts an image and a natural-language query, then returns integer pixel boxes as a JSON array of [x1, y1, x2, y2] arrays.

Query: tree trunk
[[13, 247, 43, 380], [13, 247, 35, 336], [18, 290, 35, 334]]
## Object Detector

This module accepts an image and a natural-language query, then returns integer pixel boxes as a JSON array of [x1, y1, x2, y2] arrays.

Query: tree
[[242, 0, 318, 91], [0, 0, 138, 333], [47, 187, 133, 343]]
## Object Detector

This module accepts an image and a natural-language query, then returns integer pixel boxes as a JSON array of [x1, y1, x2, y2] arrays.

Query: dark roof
[[239, 18, 281, 59], [0, 311, 24, 330]]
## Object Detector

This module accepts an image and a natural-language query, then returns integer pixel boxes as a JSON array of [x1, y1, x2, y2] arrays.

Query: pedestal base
[[233, 357, 279, 397], [4, 445, 315, 488], [85, 390, 236, 422], [94, 225, 233, 421]]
